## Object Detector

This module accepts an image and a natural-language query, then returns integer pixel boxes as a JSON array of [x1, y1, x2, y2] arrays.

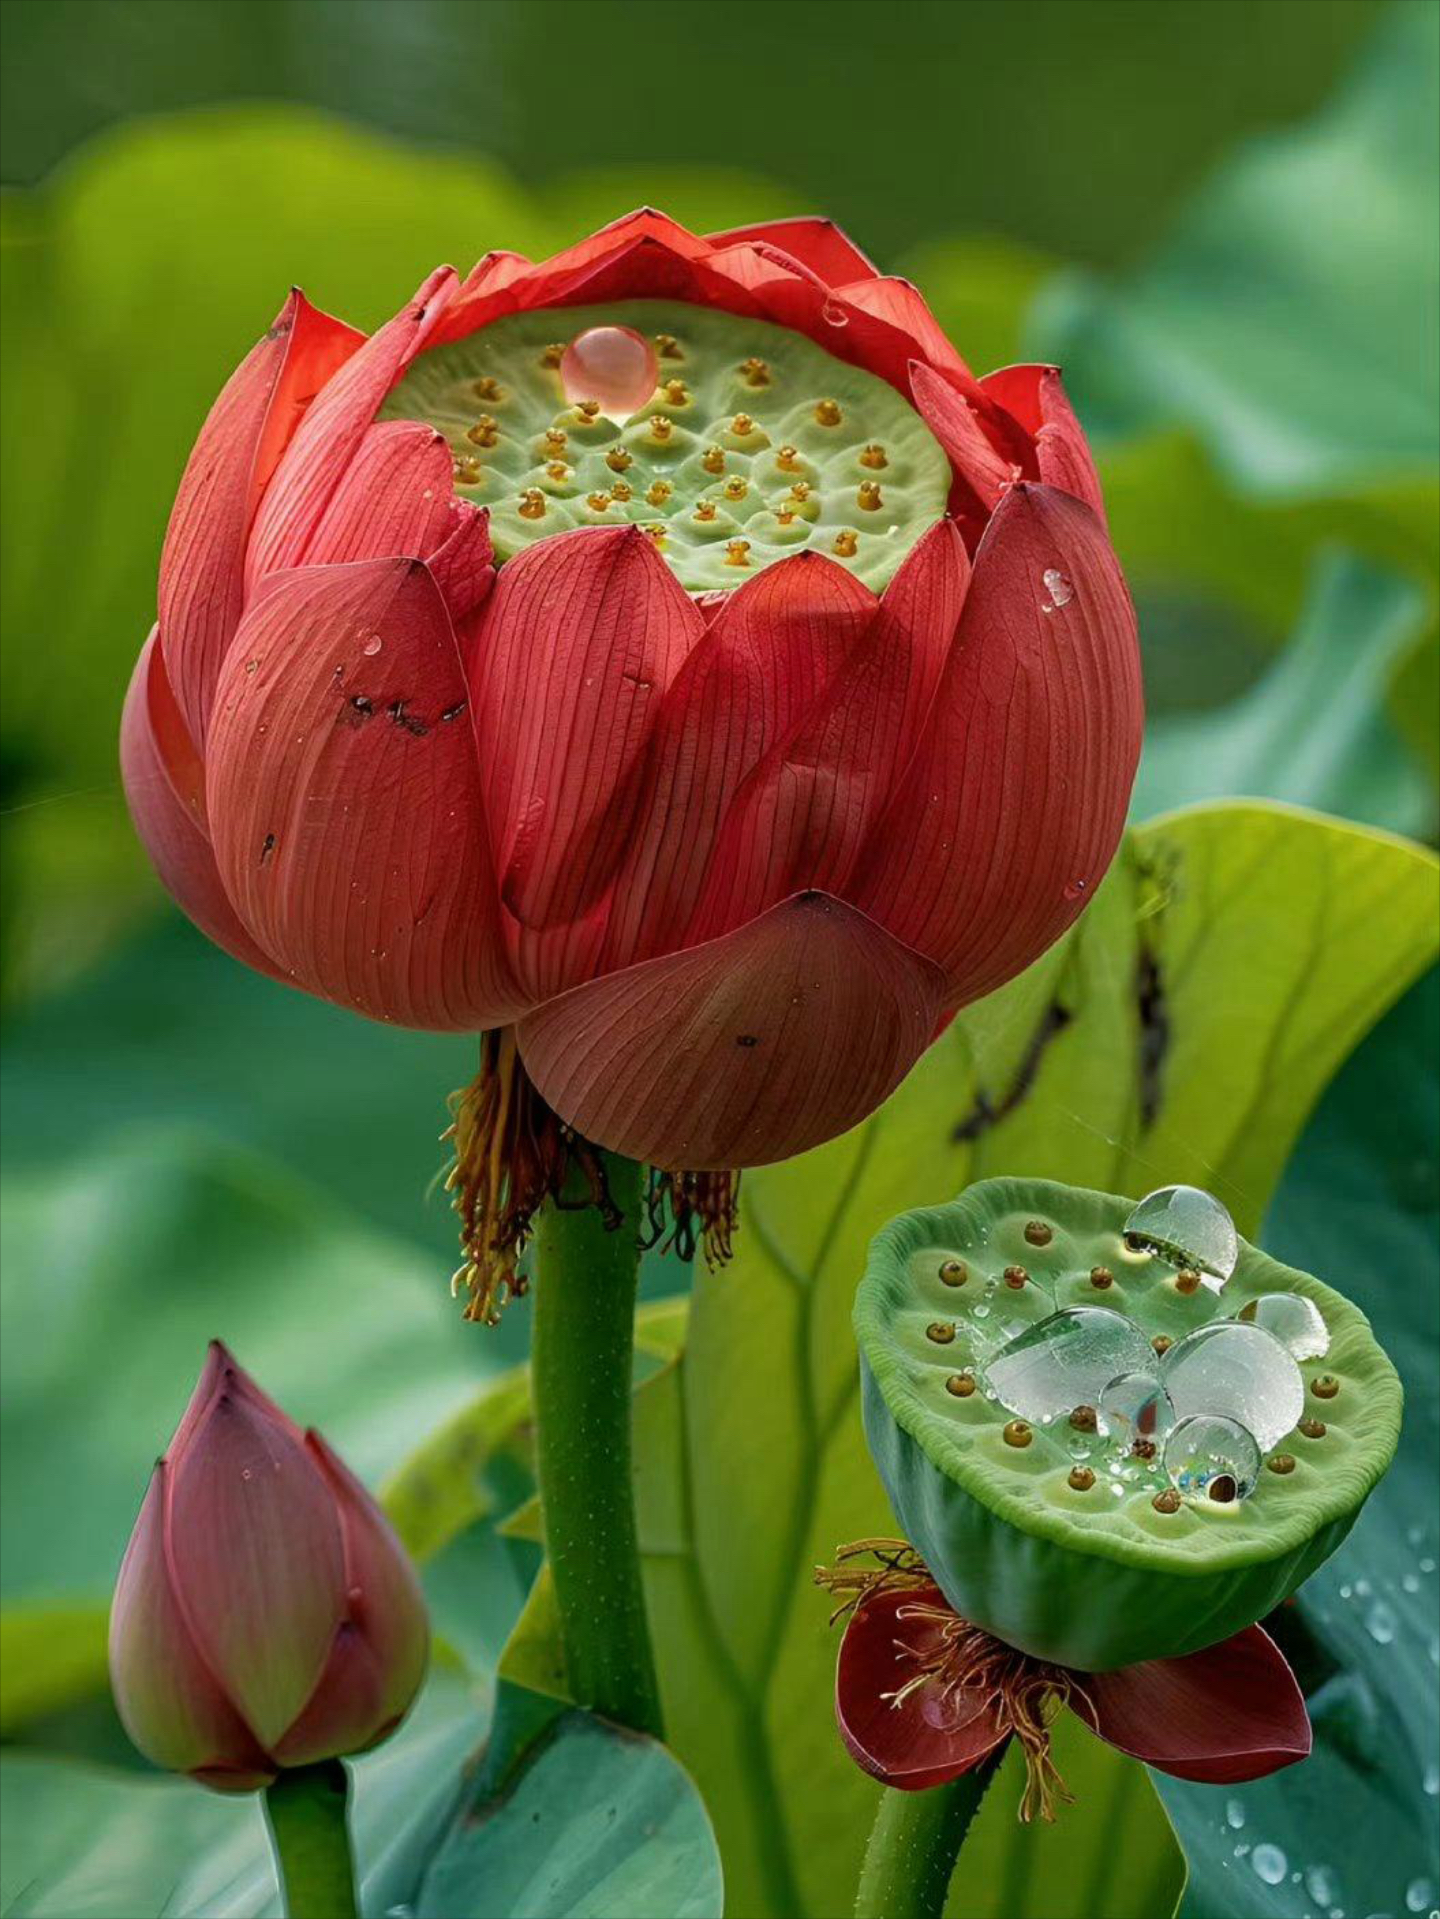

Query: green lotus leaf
[[855, 1176, 1401, 1670]]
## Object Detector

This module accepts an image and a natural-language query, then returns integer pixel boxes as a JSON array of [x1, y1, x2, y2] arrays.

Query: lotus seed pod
[[1237, 1292, 1330, 1361], [854, 1177, 1401, 1669], [1124, 1184, 1239, 1285], [1160, 1321, 1304, 1452]]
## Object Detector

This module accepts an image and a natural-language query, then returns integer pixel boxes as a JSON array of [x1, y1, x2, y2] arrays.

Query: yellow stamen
[[815, 398, 843, 426], [725, 539, 751, 568], [517, 488, 546, 520], [833, 529, 859, 557], [858, 480, 883, 511]]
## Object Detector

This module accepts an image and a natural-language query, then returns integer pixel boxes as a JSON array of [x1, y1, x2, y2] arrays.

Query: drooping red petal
[[982, 365, 1107, 526], [518, 890, 946, 1169], [910, 360, 1022, 512], [834, 1584, 1010, 1792], [246, 266, 458, 588], [206, 557, 525, 1031], [120, 629, 287, 981], [688, 520, 970, 938], [158, 289, 362, 746], [464, 526, 700, 996], [109, 1465, 276, 1792], [164, 1364, 346, 1753], [274, 1432, 428, 1767], [1082, 1625, 1311, 1785], [302, 418, 493, 619], [601, 550, 877, 972], [850, 483, 1142, 1004], [705, 217, 880, 284]]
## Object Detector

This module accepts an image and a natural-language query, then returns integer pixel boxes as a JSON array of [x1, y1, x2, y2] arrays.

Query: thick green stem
[[854, 1747, 1006, 1919], [531, 1151, 664, 1738], [264, 1761, 357, 1919]]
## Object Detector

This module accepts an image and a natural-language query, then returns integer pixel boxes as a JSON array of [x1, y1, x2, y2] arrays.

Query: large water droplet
[[1405, 1875, 1435, 1912], [1225, 1798, 1246, 1831], [821, 298, 850, 327], [1304, 1864, 1340, 1906], [984, 1307, 1154, 1425], [559, 325, 659, 418], [1160, 1321, 1303, 1451], [1099, 1371, 1176, 1445], [361, 634, 383, 657], [1163, 1413, 1262, 1502], [1041, 566, 1074, 611], [1250, 1843, 1287, 1886], [1124, 1185, 1238, 1285], [1236, 1291, 1329, 1360]]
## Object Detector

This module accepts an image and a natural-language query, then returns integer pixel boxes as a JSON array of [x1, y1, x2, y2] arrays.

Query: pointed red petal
[[109, 1465, 276, 1791], [158, 290, 362, 745], [602, 550, 876, 971], [910, 360, 1021, 511], [518, 891, 946, 1169], [839, 278, 972, 377], [689, 521, 969, 936], [302, 419, 493, 619], [247, 267, 457, 587], [705, 217, 880, 284], [1083, 1625, 1312, 1784], [120, 629, 287, 981], [465, 526, 700, 991], [835, 1584, 1009, 1791], [206, 557, 525, 1030], [982, 366, 1107, 526], [851, 483, 1141, 1004]]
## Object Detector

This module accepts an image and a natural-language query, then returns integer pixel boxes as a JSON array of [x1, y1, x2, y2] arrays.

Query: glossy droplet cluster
[[378, 299, 952, 593]]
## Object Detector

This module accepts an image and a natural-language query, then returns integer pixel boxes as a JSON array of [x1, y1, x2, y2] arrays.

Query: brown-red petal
[[835, 1584, 1009, 1792], [1081, 1624, 1312, 1785], [518, 890, 946, 1170]]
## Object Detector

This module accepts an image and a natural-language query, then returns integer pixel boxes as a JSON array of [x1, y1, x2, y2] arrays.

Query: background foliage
[[1, 3, 1436, 1916]]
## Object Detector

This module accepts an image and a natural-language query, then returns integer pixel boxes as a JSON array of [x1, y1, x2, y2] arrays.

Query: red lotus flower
[[121, 209, 1141, 1173], [109, 1342, 428, 1792], [836, 1582, 1310, 1811]]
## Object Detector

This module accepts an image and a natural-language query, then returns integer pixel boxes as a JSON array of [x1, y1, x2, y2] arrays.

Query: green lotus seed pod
[[854, 1176, 1401, 1670]]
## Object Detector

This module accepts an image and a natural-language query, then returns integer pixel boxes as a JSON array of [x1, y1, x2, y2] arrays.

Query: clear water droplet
[[1225, 1798, 1246, 1830], [1236, 1291, 1329, 1360], [560, 325, 659, 417], [1041, 566, 1074, 611], [362, 634, 383, 657], [1160, 1320, 1303, 1452], [1306, 1865, 1340, 1906], [1251, 1844, 1287, 1886], [1365, 1600, 1397, 1645], [1124, 1185, 1238, 1285], [821, 298, 850, 327], [983, 1308, 1154, 1424], [1163, 1413, 1262, 1502], [1405, 1877, 1434, 1913], [1063, 877, 1089, 900], [1422, 1760, 1439, 1795], [1099, 1370, 1176, 1446]]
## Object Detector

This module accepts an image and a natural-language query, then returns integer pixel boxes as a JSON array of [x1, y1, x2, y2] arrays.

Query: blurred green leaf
[[453, 801, 1435, 1917], [1134, 550, 1434, 835], [897, 233, 1054, 378], [417, 1710, 722, 1919], [1159, 969, 1440, 1917]]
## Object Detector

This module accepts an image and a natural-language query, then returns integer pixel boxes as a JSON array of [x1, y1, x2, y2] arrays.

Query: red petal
[[705, 217, 880, 284], [601, 551, 877, 971], [165, 1359, 346, 1752], [851, 484, 1142, 1004], [983, 366, 1107, 526], [839, 277, 971, 377], [206, 557, 525, 1031], [689, 521, 970, 936], [109, 1464, 276, 1791], [835, 1584, 1009, 1791], [518, 890, 946, 1169], [1083, 1625, 1311, 1784], [303, 419, 493, 619], [159, 289, 362, 746], [120, 629, 287, 981], [465, 526, 700, 981], [247, 267, 458, 588], [274, 1433, 429, 1766], [911, 361, 1021, 511]]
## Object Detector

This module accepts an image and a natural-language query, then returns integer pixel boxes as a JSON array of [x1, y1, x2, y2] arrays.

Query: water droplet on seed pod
[[559, 325, 659, 418]]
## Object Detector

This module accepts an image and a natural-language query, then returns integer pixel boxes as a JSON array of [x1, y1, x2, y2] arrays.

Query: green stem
[[854, 1747, 1006, 1919], [531, 1151, 664, 1737], [263, 1761, 357, 1919]]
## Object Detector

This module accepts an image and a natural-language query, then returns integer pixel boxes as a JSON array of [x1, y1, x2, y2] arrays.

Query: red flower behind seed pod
[[121, 210, 1141, 1176], [108, 1342, 428, 1792], [835, 1582, 1310, 1809]]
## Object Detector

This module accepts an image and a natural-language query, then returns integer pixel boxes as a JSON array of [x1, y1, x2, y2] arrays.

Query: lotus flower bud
[[109, 1342, 427, 1792]]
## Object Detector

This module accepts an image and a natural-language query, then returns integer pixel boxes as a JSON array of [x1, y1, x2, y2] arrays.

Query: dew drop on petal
[[919, 1682, 991, 1734], [1160, 1321, 1303, 1452], [1250, 1844, 1287, 1886], [1225, 1798, 1246, 1830], [984, 1307, 1153, 1424], [821, 298, 850, 327], [362, 634, 383, 657], [560, 326, 659, 418], [1236, 1291, 1329, 1360], [1366, 1600, 1398, 1645], [1040, 567, 1074, 611], [1163, 1413, 1262, 1502], [1125, 1185, 1238, 1284]]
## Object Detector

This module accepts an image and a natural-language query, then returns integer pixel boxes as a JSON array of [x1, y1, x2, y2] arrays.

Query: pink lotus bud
[[109, 1342, 427, 1792]]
